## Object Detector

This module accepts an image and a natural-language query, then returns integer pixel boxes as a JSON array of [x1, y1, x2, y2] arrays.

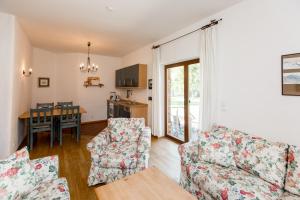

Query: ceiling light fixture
[[79, 42, 99, 73]]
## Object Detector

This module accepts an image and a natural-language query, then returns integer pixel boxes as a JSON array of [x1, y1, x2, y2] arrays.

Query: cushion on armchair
[[198, 131, 236, 168], [285, 145, 300, 196], [232, 130, 288, 188], [0, 147, 37, 200], [108, 118, 145, 142], [31, 155, 59, 183], [188, 162, 283, 200], [92, 142, 138, 169]]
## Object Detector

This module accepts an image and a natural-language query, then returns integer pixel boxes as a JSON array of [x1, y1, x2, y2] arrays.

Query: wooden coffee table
[[95, 167, 196, 200]]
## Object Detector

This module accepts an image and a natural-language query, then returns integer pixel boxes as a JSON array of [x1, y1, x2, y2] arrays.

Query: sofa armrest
[[178, 141, 199, 165], [31, 155, 59, 183], [87, 128, 111, 153], [137, 127, 151, 153]]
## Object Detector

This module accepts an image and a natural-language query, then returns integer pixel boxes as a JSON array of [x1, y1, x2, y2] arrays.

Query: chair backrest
[[108, 118, 145, 142], [36, 102, 54, 109], [59, 106, 80, 123], [30, 108, 53, 126], [57, 101, 73, 107]]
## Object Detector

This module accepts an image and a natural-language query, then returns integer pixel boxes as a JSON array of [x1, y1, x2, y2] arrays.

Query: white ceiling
[[0, 0, 241, 56]]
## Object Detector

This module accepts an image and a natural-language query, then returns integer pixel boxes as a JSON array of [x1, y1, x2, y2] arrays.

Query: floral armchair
[[0, 147, 70, 200], [87, 118, 151, 186]]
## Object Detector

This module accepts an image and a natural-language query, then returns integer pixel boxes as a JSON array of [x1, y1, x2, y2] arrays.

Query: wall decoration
[[38, 77, 50, 87], [84, 76, 104, 88], [148, 79, 152, 89], [282, 53, 300, 96]]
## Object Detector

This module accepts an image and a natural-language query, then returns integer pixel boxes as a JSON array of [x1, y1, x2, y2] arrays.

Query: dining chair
[[54, 102, 73, 138], [59, 106, 81, 145], [56, 101, 73, 107], [36, 102, 54, 109], [29, 108, 54, 150]]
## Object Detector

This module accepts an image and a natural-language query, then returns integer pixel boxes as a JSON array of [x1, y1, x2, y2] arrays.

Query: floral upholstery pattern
[[31, 155, 59, 183], [0, 148, 70, 200], [198, 131, 235, 167], [87, 118, 151, 186], [232, 131, 288, 188], [0, 147, 37, 200], [88, 166, 138, 185], [178, 141, 199, 165], [279, 192, 300, 200], [108, 118, 145, 142], [91, 142, 138, 169], [179, 125, 300, 200], [285, 145, 300, 196], [22, 178, 70, 200], [179, 159, 213, 200], [87, 128, 111, 153], [188, 162, 282, 200]]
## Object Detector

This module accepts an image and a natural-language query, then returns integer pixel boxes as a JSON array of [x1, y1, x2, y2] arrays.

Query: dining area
[[19, 102, 87, 150]]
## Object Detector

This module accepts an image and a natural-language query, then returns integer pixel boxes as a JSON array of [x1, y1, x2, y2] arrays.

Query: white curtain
[[199, 26, 218, 131], [151, 48, 164, 137]]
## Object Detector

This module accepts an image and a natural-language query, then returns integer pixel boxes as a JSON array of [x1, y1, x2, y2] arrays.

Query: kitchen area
[[108, 64, 149, 125]]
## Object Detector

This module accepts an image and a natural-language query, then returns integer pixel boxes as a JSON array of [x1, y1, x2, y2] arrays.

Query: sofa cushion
[[108, 118, 145, 142], [31, 155, 59, 183], [279, 192, 300, 200], [232, 130, 288, 188], [211, 124, 233, 132], [198, 131, 235, 167], [187, 162, 283, 200], [93, 142, 138, 169], [0, 147, 37, 199], [285, 145, 300, 196], [22, 178, 70, 200]]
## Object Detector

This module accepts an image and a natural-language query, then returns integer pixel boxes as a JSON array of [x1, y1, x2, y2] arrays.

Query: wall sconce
[[23, 68, 32, 77]]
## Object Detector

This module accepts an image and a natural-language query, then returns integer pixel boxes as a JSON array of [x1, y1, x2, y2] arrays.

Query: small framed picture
[[38, 77, 50, 87], [282, 53, 300, 96]]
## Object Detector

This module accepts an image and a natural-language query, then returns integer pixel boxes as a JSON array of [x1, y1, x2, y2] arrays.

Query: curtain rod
[[152, 18, 222, 49]]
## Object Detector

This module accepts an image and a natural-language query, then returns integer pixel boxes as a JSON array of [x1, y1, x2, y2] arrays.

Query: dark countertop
[[107, 99, 148, 108]]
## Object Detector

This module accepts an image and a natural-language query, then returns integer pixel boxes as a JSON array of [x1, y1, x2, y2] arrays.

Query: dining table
[[19, 107, 87, 147]]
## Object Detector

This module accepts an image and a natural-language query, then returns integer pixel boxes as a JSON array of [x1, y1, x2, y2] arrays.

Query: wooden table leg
[[25, 119, 30, 150]]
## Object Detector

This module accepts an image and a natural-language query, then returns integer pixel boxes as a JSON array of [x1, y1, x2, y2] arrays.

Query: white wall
[[0, 12, 14, 158], [32, 48, 122, 122], [11, 18, 33, 151], [0, 12, 32, 158], [122, 0, 300, 146], [215, 0, 300, 145]]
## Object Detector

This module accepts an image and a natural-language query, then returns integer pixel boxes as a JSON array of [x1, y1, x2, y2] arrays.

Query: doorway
[[165, 59, 200, 143]]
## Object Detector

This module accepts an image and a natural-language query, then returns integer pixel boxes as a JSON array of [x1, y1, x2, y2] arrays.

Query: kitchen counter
[[107, 100, 148, 108]]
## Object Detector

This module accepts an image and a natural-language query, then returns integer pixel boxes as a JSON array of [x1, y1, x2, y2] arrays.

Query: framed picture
[[38, 77, 50, 87], [282, 53, 300, 96]]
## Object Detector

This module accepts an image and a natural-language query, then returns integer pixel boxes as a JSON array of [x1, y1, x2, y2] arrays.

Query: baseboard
[[80, 119, 108, 136]]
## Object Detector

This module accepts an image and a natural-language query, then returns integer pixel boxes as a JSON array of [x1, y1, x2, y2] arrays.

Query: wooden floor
[[27, 133, 180, 200]]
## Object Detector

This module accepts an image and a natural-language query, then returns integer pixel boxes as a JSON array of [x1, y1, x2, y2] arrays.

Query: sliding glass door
[[165, 59, 200, 143]]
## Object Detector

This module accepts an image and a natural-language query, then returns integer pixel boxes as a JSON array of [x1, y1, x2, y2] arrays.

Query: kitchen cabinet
[[115, 64, 147, 89]]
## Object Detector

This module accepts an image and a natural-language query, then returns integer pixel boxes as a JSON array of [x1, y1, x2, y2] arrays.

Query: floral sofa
[[179, 125, 300, 200], [0, 147, 70, 200], [87, 118, 151, 186]]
